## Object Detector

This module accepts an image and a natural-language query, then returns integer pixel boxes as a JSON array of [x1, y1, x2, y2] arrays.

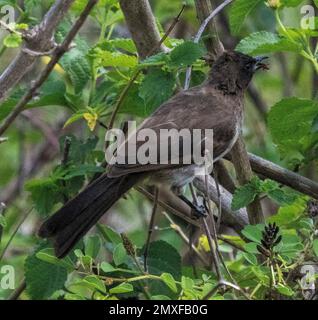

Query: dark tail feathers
[[38, 173, 141, 258]]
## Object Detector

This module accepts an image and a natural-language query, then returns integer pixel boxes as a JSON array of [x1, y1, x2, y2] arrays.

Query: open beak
[[254, 56, 269, 71]]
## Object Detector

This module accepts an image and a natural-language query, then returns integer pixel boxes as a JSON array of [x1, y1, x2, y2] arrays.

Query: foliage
[[0, 0, 318, 301]]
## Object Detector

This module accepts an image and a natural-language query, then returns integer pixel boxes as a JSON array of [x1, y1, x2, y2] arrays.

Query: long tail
[[38, 173, 141, 258]]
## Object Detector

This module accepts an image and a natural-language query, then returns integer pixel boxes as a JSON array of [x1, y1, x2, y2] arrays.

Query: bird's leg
[[172, 186, 207, 218]]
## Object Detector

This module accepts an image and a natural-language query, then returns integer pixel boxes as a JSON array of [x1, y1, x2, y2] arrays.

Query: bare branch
[[248, 153, 318, 200], [184, 0, 233, 89], [118, 0, 168, 59], [0, 0, 76, 104], [0, 0, 98, 136], [231, 138, 264, 224]]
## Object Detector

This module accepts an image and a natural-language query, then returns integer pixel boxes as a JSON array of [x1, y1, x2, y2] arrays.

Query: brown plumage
[[39, 51, 268, 258]]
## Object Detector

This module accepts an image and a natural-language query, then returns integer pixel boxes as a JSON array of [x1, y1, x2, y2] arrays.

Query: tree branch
[[0, 0, 98, 136], [193, 175, 249, 233], [231, 138, 264, 224], [118, 0, 167, 59], [0, 0, 76, 104], [248, 153, 318, 200]]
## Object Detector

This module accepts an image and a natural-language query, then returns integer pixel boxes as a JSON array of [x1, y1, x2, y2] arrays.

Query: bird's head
[[208, 51, 268, 94]]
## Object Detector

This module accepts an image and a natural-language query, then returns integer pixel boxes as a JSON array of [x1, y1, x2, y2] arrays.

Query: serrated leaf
[[169, 41, 205, 67], [94, 49, 138, 68], [113, 243, 127, 266], [25, 243, 68, 299], [267, 189, 297, 206], [232, 183, 258, 210], [25, 178, 63, 216], [236, 31, 301, 55], [268, 98, 318, 156], [61, 50, 91, 93], [229, 0, 262, 35], [109, 283, 133, 294], [139, 69, 175, 113], [146, 240, 181, 279], [160, 273, 178, 293], [3, 33, 22, 48]]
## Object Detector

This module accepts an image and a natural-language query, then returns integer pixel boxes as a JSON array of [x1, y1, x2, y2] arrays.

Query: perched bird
[[39, 51, 268, 258]]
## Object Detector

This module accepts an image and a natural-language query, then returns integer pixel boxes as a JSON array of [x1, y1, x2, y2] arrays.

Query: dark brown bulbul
[[39, 51, 268, 258]]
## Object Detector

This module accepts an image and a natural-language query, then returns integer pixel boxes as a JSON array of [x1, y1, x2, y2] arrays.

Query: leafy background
[[0, 0, 317, 300]]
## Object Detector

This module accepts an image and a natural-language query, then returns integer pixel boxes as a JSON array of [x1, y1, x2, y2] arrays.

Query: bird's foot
[[191, 204, 208, 219]]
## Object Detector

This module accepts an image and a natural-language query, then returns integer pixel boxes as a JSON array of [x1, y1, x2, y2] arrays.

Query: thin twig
[[136, 186, 201, 227], [0, 208, 33, 262], [143, 187, 159, 272], [162, 211, 208, 266], [0, 0, 98, 135], [184, 0, 233, 89], [9, 279, 26, 300]]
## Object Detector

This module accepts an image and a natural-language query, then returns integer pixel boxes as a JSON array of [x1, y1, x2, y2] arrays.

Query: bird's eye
[[244, 62, 253, 70]]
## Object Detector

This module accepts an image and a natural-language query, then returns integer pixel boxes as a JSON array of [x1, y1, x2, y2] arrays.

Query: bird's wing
[[107, 86, 239, 177]]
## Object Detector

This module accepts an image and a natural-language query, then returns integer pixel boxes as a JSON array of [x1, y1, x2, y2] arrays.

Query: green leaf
[[120, 84, 147, 117], [82, 275, 106, 293], [311, 114, 318, 133], [244, 242, 259, 254], [268, 98, 318, 156], [3, 33, 22, 48], [0, 214, 6, 228], [268, 197, 307, 226], [267, 189, 297, 206], [236, 31, 301, 55], [61, 49, 91, 93], [229, 0, 262, 35], [242, 252, 258, 265], [93, 48, 138, 68], [63, 164, 104, 179], [281, 0, 303, 7], [113, 243, 127, 266], [100, 262, 116, 273], [242, 224, 264, 243], [232, 183, 258, 210], [85, 235, 101, 259], [313, 239, 318, 257], [109, 38, 137, 54], [276, 283, 294, 296], [146, 240, 181, 279], [98, 225, 122, 245], [36, 248, 74, 270], [25, 243, 68, 299], [109, 283, 134, 294], [160, 273, 178, 293], [169, 41, 206, 67], [139, 69, 175, 113], [25, 178, 63, 216], [151, 295, 171, 300]]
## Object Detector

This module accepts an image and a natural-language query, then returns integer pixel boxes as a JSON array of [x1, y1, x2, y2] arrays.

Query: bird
[[38, 51, 268, 258]]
